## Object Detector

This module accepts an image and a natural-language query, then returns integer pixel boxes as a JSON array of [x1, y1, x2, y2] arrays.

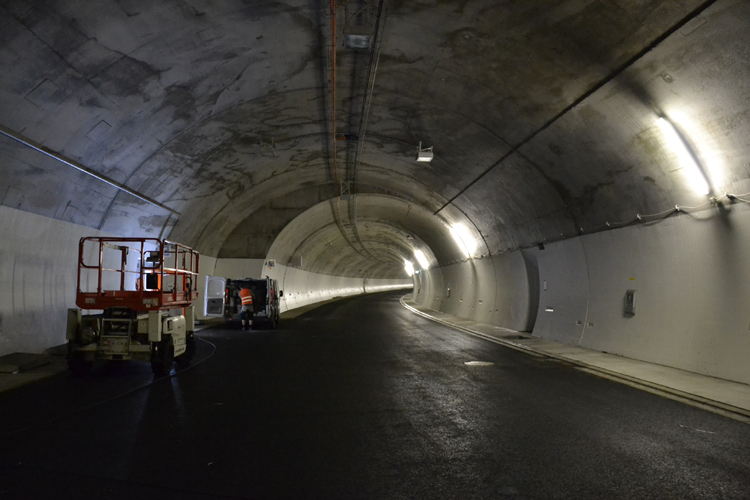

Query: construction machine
[[66, 237, 200, 376]]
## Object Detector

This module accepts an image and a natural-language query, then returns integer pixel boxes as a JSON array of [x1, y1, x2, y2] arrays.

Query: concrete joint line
[[399, 296, 750, 424], [0, 124, 180, 215], [433, 0, 721, 216]]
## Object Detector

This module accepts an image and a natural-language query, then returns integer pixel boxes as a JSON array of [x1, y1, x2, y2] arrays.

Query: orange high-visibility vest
[[239, 288, 253, 306]]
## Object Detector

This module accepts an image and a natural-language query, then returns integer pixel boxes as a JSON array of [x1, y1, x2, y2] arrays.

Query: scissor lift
[[67, 237, 200, 376]]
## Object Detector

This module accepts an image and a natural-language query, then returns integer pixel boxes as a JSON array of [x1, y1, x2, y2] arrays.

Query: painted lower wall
[[0, 205, 113, 356], [261, 262, 413, 313], [414, 250, 533, 333], [0, 206, 412, 355], [197, 259, 412, 319], [0, 206, 224, 354], [415, 204, 750, 385], [10, 197, 747, 385], [262, 265, 414, 312], [578, 207, 750, 385]]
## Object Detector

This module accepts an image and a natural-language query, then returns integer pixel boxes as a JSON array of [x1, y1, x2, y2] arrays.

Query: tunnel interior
[[1, 1, 750, 385]]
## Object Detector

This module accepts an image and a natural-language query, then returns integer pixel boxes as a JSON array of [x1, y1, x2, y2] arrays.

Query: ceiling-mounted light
[[404, 260, 415, 277], [414, 249, 430, 270], [657, 116, 710, 195], [343, 25, 373, 49], [416, 142, 434, 162]]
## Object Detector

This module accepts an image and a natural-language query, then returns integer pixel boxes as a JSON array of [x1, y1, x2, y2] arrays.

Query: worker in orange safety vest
[[239, 286, 254, 331]]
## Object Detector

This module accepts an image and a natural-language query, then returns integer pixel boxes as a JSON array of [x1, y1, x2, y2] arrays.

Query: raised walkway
[[401, 296, 750, 424]]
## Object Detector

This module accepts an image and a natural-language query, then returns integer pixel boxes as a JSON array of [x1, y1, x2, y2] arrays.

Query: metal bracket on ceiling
[[340, 180, 351, 200], [343, 0, 375, 49], [346, 1, 372, 21]]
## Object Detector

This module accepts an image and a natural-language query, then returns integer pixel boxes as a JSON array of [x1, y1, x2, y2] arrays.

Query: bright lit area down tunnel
[[2, 1, 750, 387]]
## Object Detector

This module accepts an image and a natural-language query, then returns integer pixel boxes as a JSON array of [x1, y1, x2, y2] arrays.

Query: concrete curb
[[400, 296, 750, 424]]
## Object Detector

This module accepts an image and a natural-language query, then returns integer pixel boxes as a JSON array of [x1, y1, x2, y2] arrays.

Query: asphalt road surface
[[1, 291, 749, 499]]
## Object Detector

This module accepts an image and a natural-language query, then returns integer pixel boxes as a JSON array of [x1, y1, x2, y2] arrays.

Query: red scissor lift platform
[[76, 237, 199, 311]]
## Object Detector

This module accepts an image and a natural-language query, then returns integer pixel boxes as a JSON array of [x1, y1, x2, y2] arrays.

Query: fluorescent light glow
[[414, 249, 430, 270], [416, 150, 434, 162], [416, 142, 434, 162], [668, 111, 725, 190], [450, 223, 477, 258], [657, 117, 709, 195], [404, 260, 415, 277]]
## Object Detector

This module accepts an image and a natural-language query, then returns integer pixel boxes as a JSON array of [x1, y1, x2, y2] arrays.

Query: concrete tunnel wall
[[261, 262, 411, 313], [198, 258, 411, 319], [0, 204, 410, 357], [3, 0, 750, 390], [6, 180, 749, 389], [414, 203, 750, 386]]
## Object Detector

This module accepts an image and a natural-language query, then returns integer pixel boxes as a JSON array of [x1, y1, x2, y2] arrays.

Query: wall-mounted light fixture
[[404, 260, 415, 277], [414, 249, 430, 270], [449, 223, 477, 258], [416, 142, 434, 162], [657, 116, 710, 195]]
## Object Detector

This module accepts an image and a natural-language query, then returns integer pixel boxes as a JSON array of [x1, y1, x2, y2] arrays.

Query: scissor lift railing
[[76, 237, 199, 311]]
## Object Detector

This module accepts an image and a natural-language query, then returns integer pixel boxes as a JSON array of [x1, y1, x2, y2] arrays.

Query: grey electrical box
[[624, 289, 636, 315]]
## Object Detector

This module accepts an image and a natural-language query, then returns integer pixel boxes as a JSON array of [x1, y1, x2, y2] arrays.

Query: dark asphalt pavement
[[1, 291, 749, 499]]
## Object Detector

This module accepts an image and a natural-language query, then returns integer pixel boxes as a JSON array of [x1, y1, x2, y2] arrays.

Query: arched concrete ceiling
[[266, 194, 451, 279], [2, 1, 750, 278]]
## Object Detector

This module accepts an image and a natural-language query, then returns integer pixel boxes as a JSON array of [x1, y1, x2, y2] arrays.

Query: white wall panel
[[413, 253, 532, 332], [260, 262, 411, 313], [413, 268, 443, 310], [530, 239, 590, 345], [488, 251, 533, 332], [7, 199, 750, 385], [0, 205, 112, 356], [439, 262, 478, 320], [417, 206, 750, 385], [580, 209, 750, 384], [0, 203, 413, 355]]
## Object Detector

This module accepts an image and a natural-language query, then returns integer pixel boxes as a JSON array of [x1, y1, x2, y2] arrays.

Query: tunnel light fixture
[[657, 117, 709, 195], [414, 249, 430, 270], [416, 142, 434, 162], [343, 25, 373, 49], [404, 260, 415, 277], [450, 224, 477, 258]]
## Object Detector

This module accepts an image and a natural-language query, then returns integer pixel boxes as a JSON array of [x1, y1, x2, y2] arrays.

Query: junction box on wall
[[625, 290, 636, 316]]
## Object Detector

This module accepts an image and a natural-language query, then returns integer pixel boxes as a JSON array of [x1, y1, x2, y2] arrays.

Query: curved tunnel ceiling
[[2, 1, 750, 279], [266, 194, 455, 279]]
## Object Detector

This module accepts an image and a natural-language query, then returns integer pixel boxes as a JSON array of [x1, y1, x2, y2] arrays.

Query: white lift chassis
[[67, 237, 200, 376]]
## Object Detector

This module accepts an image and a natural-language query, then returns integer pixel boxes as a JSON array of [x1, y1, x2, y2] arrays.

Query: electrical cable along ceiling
[[1, 0, 749, 278]]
